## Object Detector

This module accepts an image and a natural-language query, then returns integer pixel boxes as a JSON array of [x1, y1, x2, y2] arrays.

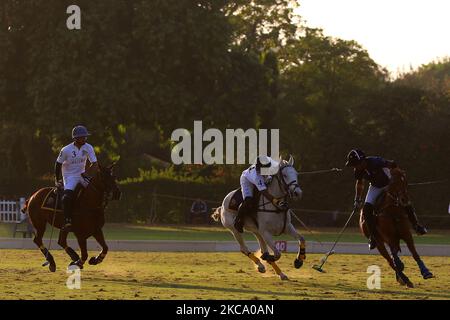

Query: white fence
[[0, 198, 26, 223]]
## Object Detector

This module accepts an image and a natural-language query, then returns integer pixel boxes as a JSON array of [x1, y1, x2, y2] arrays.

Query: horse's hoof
[[49, 263, 56, 273], [280, 273, 289, 281], [88, 257, 97, 265], [257, 265, 266, 273], [423, 272, 434, 279], [398, 272, 414, 288], [294, 259, 303, 269], [397, 262, 405, 272]]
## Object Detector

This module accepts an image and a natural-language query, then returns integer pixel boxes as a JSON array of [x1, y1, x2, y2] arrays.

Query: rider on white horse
[[54, 125, 98, 230], [234, 155, 288, 233]]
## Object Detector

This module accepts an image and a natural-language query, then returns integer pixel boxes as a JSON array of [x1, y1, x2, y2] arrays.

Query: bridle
[[382, 171, 410, 210], [258, 164, 300, 213], [278, 165, 301, 199], [82, 170, 120, 210]]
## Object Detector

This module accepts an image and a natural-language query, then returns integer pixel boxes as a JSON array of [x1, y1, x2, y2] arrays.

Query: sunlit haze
[[296, 0, 450, 75]]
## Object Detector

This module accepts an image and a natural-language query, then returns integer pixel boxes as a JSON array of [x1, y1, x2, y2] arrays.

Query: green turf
[[1, 223, 449, 244], [0, 250, 449, 300]]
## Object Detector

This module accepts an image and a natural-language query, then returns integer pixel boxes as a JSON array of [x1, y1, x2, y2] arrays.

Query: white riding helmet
[[254, 155, 280, 175]]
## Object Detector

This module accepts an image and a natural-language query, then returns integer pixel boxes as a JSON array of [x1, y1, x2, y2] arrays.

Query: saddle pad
[[228, 189, 243, 211], [41, 187, 84, 212], [41, 189, 63, 212]]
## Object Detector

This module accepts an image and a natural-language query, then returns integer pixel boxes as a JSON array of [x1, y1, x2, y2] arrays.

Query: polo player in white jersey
[[54, 125, 98, 229], [234, 155, 288, 233]]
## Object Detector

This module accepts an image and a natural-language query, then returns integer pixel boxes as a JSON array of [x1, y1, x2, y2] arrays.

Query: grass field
[[0, 249, 449, 300], [1, 223, 450, 244]]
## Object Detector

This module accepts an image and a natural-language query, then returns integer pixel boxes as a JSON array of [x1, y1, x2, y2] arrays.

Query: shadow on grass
[[87, 275, 450, 300]]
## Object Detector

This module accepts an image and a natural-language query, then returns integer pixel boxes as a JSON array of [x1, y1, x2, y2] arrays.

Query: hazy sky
[[296, 0, 450, 75]]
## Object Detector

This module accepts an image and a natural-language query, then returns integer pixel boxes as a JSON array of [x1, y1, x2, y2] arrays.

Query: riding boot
[[62, 190, 74, 230], [405, 205, 427, 235], [363, 203, 377, 250], [234, 197, 252, 233]]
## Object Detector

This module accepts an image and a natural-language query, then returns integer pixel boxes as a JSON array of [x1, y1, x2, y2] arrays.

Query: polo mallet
[[312, 206, 358, 273], [42, 189, 59, 267]]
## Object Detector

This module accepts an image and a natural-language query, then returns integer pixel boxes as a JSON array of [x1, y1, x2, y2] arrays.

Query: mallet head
[[312, 264, 326, 273]]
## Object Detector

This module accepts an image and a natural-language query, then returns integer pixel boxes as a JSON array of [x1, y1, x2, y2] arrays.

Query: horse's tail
[[21, 198, 30, 214], [211, 206, 222, 222]]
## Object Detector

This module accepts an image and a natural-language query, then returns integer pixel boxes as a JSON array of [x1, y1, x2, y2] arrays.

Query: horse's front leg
[[230, 229, 266, 273], [286, 223, 306, 269], [89, 229, 108, 265], [382, 242, 414, 288], [32, 221, 56, 272], [70, 236, 88, 269], [403, 231, 433, 279], [260, 231, 288, 280], [57, 228, 80, 264]]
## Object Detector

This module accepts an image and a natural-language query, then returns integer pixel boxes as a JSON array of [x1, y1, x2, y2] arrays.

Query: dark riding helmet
[[345, 149, 366, 167], [72, 125, 91, 139]]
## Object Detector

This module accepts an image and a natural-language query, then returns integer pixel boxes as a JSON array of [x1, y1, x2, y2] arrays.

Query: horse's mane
[[391, 167, 406, 178]]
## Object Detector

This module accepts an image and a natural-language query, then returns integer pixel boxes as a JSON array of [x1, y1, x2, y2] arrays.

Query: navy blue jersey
[[354, 156, 391, 188]]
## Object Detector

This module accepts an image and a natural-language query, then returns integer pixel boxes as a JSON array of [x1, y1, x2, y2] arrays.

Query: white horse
[[212, 156, 305, 280]]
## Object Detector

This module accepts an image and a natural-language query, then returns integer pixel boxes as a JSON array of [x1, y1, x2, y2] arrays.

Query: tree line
[[0, 1, 448, 219]]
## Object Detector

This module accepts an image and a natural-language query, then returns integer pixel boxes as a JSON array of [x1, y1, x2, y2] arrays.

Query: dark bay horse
[[23, 164, 121, 272], [360, 168, 433, 288]]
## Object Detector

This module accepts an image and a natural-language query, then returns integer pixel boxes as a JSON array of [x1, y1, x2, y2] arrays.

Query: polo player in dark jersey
[[345, 149, 427, 250]]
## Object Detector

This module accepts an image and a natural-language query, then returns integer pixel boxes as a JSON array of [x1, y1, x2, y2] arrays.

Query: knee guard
[[363, 203, 377, 233], [238, 197, 253, 217], [62, 190, 75, 217]]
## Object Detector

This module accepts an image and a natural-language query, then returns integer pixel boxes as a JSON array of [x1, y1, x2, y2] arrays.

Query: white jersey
[[241, 165, 267, 192], [56, 142, 97, 178]]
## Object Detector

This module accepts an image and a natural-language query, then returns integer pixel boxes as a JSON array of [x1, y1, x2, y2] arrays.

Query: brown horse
[[359, 168, 433, 288], [23, 164, 121, 272]]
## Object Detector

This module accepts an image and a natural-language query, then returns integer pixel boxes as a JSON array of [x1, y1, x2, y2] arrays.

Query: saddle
[[228, 188, 244, 211], [41, 185, 84, 213], [227, 188, 260, 213], [373, 192, 387, 215]]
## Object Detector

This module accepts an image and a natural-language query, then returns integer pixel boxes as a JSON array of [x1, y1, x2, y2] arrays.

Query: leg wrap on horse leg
[[269, 261, 282, 275], [65, 247, 80, 261], [247, 253, 261, 264], [299, 240, 306, 261]]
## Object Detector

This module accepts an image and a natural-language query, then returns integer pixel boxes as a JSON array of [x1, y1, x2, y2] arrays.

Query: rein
[[82, 175, 110, 211], [256, 165, 298, 236], [257, 166, 292, 213], [379, 172, 410, 212]]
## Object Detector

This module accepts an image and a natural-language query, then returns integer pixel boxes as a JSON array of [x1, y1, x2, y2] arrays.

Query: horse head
[[278, 155, 303, 201], [94, 162, 122, 201], [388, 168, 409, 206]]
